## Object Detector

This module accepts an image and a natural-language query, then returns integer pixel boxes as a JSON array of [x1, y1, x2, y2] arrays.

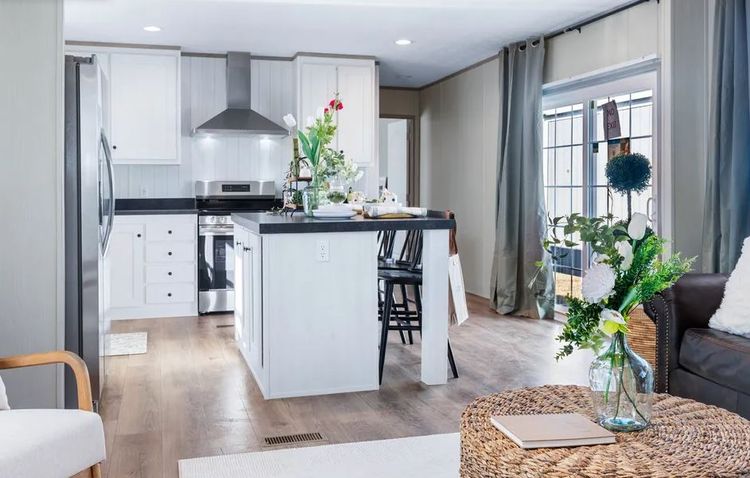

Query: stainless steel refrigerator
[[64, 55, 115, 409]]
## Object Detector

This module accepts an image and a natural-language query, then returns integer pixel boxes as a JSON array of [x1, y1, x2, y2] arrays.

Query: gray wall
[[0, 0, 64, 408]]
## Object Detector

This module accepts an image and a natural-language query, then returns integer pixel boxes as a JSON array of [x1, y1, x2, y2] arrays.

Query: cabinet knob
[[168, 230, 173, 234], [167, 292, 172, 297], [136, 233, 141, 238], [112, 145, 117, 150], [168, 271, 172, 276], [168, 251, 173, 256]]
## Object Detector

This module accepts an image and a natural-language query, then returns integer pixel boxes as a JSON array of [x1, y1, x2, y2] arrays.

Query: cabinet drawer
[[146, 222, 195, 242], [146, 283, 195, 304], [145, 242, 194, 263], [145, 264, 195, 284]]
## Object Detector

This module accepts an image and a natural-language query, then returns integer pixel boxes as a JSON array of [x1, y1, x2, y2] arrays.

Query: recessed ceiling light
[[143, 25, 162, 32], [395, 39, 413, 46]]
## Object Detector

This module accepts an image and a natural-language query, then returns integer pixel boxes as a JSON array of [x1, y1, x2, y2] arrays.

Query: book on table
[[490, 413, 616, 449]]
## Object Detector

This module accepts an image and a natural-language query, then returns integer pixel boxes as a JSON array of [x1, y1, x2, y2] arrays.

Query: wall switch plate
[[316, 239, 330, 262]]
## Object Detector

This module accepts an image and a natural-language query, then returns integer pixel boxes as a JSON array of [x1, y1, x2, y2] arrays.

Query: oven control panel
[[198, 215, 234, 226]]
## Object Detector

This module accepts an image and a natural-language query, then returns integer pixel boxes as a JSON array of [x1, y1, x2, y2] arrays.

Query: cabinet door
[[246, 233, 263, 370], [299, 62, 338, 147], [234, 228, 247, 346], [336, 64, 375, 166], [109, 52, 179, 163], [107, 223, 145, 308]]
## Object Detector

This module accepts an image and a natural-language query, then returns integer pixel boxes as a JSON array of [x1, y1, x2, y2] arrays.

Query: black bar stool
[[378, 267, 459, 385]]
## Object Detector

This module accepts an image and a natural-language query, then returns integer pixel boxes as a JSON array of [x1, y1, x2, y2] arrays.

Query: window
[[543, 72, 657, 309]]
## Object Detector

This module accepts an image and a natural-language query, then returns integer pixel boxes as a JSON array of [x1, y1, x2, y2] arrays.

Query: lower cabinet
[[234, 228, 267, 392], [105, 214, 197, 320]]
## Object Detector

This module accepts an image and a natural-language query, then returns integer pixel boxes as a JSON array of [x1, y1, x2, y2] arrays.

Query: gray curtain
[[490, 39, 553, 319], [703, 0, 750, 273]]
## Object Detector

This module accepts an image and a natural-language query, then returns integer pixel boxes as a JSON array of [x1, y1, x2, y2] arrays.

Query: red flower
[[329, 99, 336, 108], [329, 98, 344, 111], [324, 107, 329, 114], [336, 102, 343, 111]]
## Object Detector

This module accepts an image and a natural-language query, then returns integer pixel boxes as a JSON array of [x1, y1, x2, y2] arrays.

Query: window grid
[[543, 90, 654, 309]]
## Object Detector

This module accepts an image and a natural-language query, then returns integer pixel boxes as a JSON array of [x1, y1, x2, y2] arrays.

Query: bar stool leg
[[448, 338, 459, 379], [379, 282, 394, 385]]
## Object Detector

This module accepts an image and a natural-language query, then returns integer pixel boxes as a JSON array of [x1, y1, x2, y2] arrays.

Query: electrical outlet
[[316, 239, 330, 262]]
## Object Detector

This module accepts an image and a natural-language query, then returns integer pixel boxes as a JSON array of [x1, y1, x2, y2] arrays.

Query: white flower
[[282, 114, 297, 130], [615, 240, 634, 271], [593, 253, 610, 264], [628, 212, 648, 240], [582, 263, 616, 303], [305, 116, 315, 128], [598, 309, 626, 336], [315, 107, 325, 119]]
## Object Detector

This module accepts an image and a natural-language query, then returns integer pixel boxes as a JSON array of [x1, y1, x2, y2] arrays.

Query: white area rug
[[178, 433, 459, 478], [104, 332, 148, 356]]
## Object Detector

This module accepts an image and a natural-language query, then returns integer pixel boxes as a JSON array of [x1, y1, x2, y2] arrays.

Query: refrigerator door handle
[[100, 130, 116, 256]]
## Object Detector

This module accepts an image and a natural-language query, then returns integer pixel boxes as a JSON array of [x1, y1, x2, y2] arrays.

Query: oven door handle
[[199, 226, 234, 236]]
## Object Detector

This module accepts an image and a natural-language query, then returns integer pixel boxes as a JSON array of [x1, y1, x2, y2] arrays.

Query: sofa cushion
[[0, 409, 105, 478], [680, 328, 750, 395]]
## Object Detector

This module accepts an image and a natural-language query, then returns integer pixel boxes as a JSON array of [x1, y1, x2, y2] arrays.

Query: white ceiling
[[64, 0, 634, 88]]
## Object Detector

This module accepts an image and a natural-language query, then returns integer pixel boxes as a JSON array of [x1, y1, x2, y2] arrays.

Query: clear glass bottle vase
[[589, 331, 654, 432]]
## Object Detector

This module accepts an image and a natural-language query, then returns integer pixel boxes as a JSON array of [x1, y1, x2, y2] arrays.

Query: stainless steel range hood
[[193, 52, 288, 136]]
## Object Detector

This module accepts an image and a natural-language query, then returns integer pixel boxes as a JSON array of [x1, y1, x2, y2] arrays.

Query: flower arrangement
[[544, 153, 693, 431], [283, 95, 363, 213], [548, 212, 693, 359]]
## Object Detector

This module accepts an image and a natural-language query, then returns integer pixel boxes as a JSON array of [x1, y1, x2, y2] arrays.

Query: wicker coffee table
[[460, 385, 750, 477]]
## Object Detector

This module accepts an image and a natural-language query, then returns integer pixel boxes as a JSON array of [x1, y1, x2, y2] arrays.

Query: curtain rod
[[544, 0, 654, 42]]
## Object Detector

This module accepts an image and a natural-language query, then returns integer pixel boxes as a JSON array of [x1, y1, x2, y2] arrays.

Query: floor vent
[[264, 432, 324, 447]]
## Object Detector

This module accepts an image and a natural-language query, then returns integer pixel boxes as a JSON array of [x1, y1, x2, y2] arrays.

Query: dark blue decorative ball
[[606, 153, 651, 194]]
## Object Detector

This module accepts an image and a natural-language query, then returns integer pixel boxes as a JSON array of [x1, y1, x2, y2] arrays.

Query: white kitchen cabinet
[[105, 214, 197, 320], [234, 228, 266, 393], [109, 52, 180, 163], [65, 44, 181, 165], [294, 55, 377, 166], [107, 223, 145, 308]]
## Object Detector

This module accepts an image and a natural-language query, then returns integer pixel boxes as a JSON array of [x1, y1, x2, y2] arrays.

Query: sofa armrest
[[0, 351, 93, 412], [644, 273, 728, 393]]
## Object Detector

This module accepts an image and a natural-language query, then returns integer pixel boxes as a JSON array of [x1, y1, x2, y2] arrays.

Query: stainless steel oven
[[196, 180, 277, 314], [198, 215, 235, 314]]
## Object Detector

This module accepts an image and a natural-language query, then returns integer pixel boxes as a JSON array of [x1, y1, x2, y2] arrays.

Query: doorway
[[379, 117, 417, 206]]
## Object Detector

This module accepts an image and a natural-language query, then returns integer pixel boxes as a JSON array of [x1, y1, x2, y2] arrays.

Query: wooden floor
[[100, 294, 593, 478]]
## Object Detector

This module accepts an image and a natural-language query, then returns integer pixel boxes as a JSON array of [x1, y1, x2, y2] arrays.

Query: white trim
[[657, 0, 674, 253], [543, 55, 659, 96]]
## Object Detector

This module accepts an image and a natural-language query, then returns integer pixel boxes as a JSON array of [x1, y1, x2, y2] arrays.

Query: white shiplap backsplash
[[114, 56, 293, 198]]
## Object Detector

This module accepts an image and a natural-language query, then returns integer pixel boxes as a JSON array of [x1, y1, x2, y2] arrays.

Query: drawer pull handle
[[168, 251, 173, 256], [168, 272, 172, 276], [167, 292, 172, 297]]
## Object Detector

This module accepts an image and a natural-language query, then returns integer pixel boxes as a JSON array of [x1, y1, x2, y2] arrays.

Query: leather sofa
[[644, 273, 750, 419]]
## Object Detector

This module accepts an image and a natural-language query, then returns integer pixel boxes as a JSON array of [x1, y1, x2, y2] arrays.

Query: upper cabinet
[[65, 44, 182, 165], [109, 51, 180, 164], [294, 56, 377, 166]]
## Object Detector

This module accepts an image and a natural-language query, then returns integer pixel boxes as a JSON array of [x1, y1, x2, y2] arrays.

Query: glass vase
[[302, 186, 320, 217], [326, 176, 348, 204], [589, 331, 654, 432]]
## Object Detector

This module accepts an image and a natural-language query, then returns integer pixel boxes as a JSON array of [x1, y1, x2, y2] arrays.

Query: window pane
[[572, 145, 583, 186], [572, 104, 584, 144], [555, 116, 572, 146], [555, 147, 572, 186]]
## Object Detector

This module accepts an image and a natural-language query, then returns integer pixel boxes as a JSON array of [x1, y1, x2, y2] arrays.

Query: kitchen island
[[232, 211, 455, 399]]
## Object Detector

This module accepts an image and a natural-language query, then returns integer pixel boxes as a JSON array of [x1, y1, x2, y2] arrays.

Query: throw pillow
[[0, 375, 9, 410], [709, 236, 750, 337]]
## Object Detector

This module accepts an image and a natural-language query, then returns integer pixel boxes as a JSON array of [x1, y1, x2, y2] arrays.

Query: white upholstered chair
[[0, 351, 105, 478]]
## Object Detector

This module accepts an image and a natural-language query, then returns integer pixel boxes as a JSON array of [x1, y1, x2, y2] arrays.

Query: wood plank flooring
[[100, 294, 593, 478]]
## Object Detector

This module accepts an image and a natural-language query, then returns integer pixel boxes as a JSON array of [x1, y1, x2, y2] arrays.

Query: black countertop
[[232, 211, 455, 234], [115, 198, 198, 215]]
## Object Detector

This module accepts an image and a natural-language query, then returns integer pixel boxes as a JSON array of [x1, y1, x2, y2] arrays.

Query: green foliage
[[556, 298, 604, 360], [606, 153, 652, 195], [544, 213, 694, 360]]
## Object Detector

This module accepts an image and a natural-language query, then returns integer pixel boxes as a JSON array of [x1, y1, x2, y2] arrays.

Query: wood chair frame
[[0, 351, 102, 478]]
